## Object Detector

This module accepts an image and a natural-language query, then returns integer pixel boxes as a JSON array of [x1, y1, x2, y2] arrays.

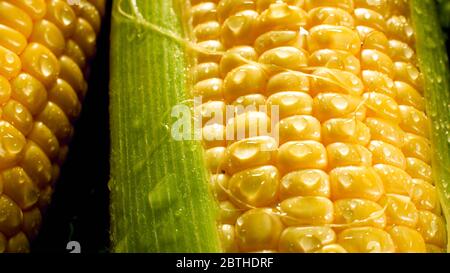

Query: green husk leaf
[[109, 0, 221, 252], [411, 0, 450, 251]]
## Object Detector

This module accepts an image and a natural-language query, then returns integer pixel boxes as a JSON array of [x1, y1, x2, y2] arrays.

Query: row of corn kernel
[[0, 0, 103, 253]]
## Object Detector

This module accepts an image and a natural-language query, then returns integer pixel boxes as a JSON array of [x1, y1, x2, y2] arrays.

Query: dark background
[[31, 1, 112, 253]]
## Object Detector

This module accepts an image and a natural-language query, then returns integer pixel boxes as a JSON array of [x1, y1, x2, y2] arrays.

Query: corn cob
[[188, 0, 448, 253], [0, 0, 104, 253]]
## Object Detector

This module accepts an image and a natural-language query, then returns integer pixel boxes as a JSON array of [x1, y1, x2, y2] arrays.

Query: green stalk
[[109, 0, 221, 252], [411, 0, 450, 251]]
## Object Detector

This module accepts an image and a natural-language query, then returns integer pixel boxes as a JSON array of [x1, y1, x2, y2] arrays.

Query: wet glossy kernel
[[361, 49, 394, 77], [219, 46, 258, 77], [229, 165, 279, 207], [20, 141, 52, 188], [205, 146, 226, 173], [388, 40, 415, 63], [198, 101, 225, 126], [356, 26, 389, 52], [409, 179, 437, 211], [194, 21, 221, 41], [322, 118, 371, 146], [223, 64, 268, 102], [226, 111, 271, 143], [277, 141, 327, 174], [233, 94, 267, 109], [202, 123, 226, 148], [329, 166, 384, 202], [223, 136, 277, 175], [1, 167, 39, 209], [49, 78, 81, 121], [276, 115, 321, 144], [368, 140, 406, 170], [0, 120, 26, 169], [72, 18, 96, 58], [235, 208, 283, 252], [337, 227, 395, 253], [405, 157, 432, 183], [72, 0, 101, 34], [30, 20, 66, 57], [0, 195, 22, 236], [327, 143, 372, 168], [279, 226, 336, 253], [211, 174, 229, 201], [365, 118, 405, 147], [7, 0, 46, 20], [259, 46, 308, 73], [254, 31, 301, 54], [373, 164, 411, 196], [266, 71, 309, 95], [191, 2, 217, 26], [309, 49, 360, 75], [386, 16, 414, 45], [2, 99, 33, 135], [22, 207, 42, 241], [354, 0, 388, 17], [378, 194, 418, 228], [0, 75, 11, 104], [308, 25, 361, 55], [305, 0, 354, 12], [37, 102, 72, 143], [0, 45, 21, 79], [402, 133, 431, 164], [416, 210, 447, 247], [45, 0, 77, 38], [219, 200, 242, 224], [308, 7, 354, 28], [193, 78, 223, 102], [0, 24, 27, 55], [310, 68, 364, 97], [221, 10, 258, 48], [334, 198, 386, 229], [258, 3, 308, 33], [217, 0, 255, 23], [393, 62, 423, 91], [21, 43, 60, 87], [266, 91, 312, 119], [197, 40, 224, 63], [280, 196, 334, 226], [28, 122, 60, 160], [0, 1, 33, 37], [280, 169, 330, 199], [388, 226, 426, 253], [313, 93, 365, 122], [398, 105, 429, 138], [354, 8, 385, 31], [219, 224, 238, 252], [193, 62, 220, 83], [361, 70, 396, 98], [394, 81, 424, 112], [6, 231, 29, 253], [316, 244, 347, 253]]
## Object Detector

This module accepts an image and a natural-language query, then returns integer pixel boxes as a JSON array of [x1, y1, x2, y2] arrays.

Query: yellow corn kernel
[[223, 64, 268, 102], [205, 146, 226, 173], [308, 25, 361, 55], [211, 174, 229, 201], [30, 20, 65, 57], [416, 210, 447, 248], [402, 133, 431, 164], [2, 99, 33, 135], [219, 224, 238, 252], [235, 208, 283, 252], [309, 49, 360, 75], [72, 18, 96, 59], [0, 1, 33, 38], [394, 81, 424, 112], [280, 169, 330, 199], [72, 0, 101, 34], [226, 111, 271, 143], [0, 195, 22, 237], [276, 115, 321, 144], [280, 196, 334, 226], [56, 145, 69, 165], [89, 0, 106, 16], [334, 198, 386, 230], [6, 231, 29, 253], [59, 55, 87, 98], [365, 117, 405, 147], [405, 157, 432, 183], [221, 10, 258, 48], [368, 140, 406, 170], [322, 118, 371, 146], [373, 164, 411, 196], [1, 167, 39, 210], [0, 24, 27, 55], [254, 30, 302, 54], [228, 165, 279, 207], [259, 46, 308, 74], [313, 93, 366, 122], [10, 73, 48, 115], [202, 124, 226, 148], [219, 200, 242, 224], [20, 141, 52, 188], [266, 71, 309, 95], [22, 207, 41, 241], [0, 120, 26, 169], [386, 15, 414, 45], [356, 26, 389, 52], [216, 0, 255, 23], [222, 136, 277, 175], [393, 61, 423, 91], [28, 122, 60, 160], [337, 227, 395, 253], [233, 94, 266, 109], [409, 179, 438, 212], [361, 49, 394, 78], [0, 75, 11, 104], [45, 0, 77, 38], [327, 142, 372, 169], [193, 62, 220, 83], [329, 166, 384, 202], [6, 0, 46, 20], [379, 194, 418, 228], [388, 40, 416, 63], [305, 0, 354, 12], [192, 2, 217, 26], [49, 78, 82, 121], [220, 46, 258, 77], [388, 226, 426, 253], [315, 244, 347, 253], [0, 232, 6, 253], [37, 185, 52, 210], [426, 244, 444, 253], [21, 43, 60, 87], [0, 45, 21, 80], [258, 3, 307, 33], [308, 7, 354, 28], [194, 21, 221, 42], [398, 105, 429, 138], [266, 91, 312, 119], [37, 102, 73, 143], [361, 70, 396, 98], [198, 40, 225, 63], [310, 68, 364, 97], [354, 8, 385, 31], [256, 0, 304, 13], [279, 226, 336, 253], [198, 101, 226, 126], [354, 0, 388, 17], [193, 78, 223, 102], [277, 141, 327, 174]]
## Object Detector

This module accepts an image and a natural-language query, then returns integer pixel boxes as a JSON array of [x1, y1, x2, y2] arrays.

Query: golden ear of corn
[[0, 0, 104, 253], [189, 0, 448, 253]]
